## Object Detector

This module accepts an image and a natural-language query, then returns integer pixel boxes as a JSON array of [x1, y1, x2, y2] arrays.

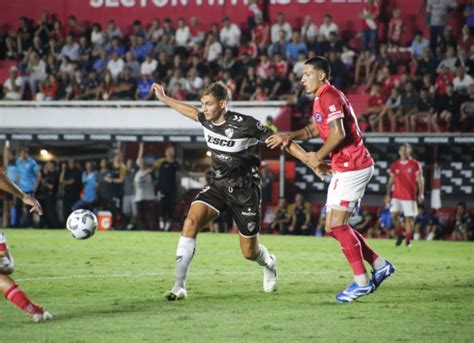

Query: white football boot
[[163, 287, 187, 301], [263, 254, 277, 293]]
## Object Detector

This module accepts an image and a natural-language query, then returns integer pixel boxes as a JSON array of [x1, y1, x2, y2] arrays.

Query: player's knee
[[182, 216, 199, 236], [0, 256, 14, 275]]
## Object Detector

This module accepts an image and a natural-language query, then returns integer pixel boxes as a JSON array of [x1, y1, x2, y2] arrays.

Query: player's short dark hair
[[400, 143, 412, 154], [200, 82, 230, 102], [457, 202, 466, 209], [304, 56, 331, 79]]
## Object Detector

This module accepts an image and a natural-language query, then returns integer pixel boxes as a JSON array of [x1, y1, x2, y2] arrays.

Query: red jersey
[[312, 82, 374, 172], [390, 159, 421, 200], [361, 4, 379, 30], [368, 94, 386, 108], [436, 73, 454, 95], [388, 18, 403, 43]]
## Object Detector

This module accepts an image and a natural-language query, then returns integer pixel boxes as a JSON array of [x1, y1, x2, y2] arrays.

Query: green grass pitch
[[1, 229, 473, 342]]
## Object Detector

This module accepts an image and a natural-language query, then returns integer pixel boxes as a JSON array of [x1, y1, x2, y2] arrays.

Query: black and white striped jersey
[[197, 111, 274, 181]]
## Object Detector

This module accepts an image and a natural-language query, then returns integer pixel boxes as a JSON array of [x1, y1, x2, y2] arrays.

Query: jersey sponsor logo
[[224, 128, 234, 138], [207, 134, 236, 147], [315, 112, 323, 123], [329, 104, 337, 112], [202, 127, 258, 153]]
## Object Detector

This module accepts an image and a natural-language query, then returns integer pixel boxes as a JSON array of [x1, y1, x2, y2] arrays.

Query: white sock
[[414, 232, 420, 240], [427, 232, 435, 241], [255, 244, 274, 270], [354, 273, 370, 286], [373, 257, 386, 270], [173, 236, 196, 290]]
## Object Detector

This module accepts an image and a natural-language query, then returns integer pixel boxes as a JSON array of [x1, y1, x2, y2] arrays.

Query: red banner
[[1, 0, 424, 36]]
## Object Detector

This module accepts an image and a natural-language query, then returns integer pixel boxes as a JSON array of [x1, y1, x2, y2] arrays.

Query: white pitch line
[[16, 270, 335, 282]]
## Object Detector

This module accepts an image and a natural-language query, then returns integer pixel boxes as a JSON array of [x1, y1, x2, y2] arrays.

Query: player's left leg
[[0, 236, 52, 322], [404, 217, 414, 247], [239, 234, 277, 293]]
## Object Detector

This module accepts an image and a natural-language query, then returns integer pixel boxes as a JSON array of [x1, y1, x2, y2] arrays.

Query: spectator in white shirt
[[91, 23, 104, 47], [3, 66, 25, 100], [271, 12, 292, 43], [184, 67, 203, 100], [107, 19, 123, 40], [25, 52, 47, 94], [140, 53, 158, 76], [319, 14, 339, 41], [59, 34, 80, 61], [175, 17, 191, 47], [301, 16, 318, 43], [107, 51, 125, 80], [204, 34, 222, 62], [220, 16, 241, 50], [453, 66, 473, 95]]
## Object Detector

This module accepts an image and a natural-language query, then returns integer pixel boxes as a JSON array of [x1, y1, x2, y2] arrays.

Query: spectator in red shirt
[[388, 9, 403, 47], [251, 13, 270, 53], [435, 65, 454, 96], [360, 0, 380, 53], [366, 84, 386, 131]]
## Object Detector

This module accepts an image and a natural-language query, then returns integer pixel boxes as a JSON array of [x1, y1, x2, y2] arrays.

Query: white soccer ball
[[66, 209, 98, 240]]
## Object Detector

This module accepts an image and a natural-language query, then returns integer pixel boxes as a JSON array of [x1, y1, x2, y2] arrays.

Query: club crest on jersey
[[225, 128, 234, 138], [315, 112, 323, 123], [407, 167, 413, 173]]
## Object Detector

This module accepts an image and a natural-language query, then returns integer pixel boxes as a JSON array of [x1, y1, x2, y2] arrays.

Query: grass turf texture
[[1, 229, 473, 342]]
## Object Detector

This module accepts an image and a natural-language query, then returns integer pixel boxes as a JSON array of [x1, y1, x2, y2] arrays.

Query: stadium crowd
[[3, 146, 473, 241], [1, 1, 474, 132]]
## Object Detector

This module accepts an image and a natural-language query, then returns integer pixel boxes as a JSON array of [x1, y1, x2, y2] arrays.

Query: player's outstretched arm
[[0, 172, 43, 215], [266, 122, 319, 150], [152, 83, 200, 122]]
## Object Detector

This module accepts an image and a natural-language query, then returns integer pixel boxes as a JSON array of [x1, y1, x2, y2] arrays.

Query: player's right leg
[[163, 201, 219, 301], [390, 200, 405, 246], [0, 233, 52, 322]]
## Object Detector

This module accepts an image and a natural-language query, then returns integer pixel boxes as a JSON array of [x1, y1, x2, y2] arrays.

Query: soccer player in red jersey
[[386, 144, 425, 247], [0, 171, 52, 321], [267, 56, 395, 302]]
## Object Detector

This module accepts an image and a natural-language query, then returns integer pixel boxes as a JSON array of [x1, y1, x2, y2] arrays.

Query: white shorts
[[326, 166, 374, 212], [390, 198, 417, 217], [122, 195, 137, 216]]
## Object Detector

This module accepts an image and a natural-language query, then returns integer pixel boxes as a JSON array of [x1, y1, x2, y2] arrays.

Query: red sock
[[352, 229, 379, 266], [397, 225, 404, 237], [406, 232, 412, 244], [330, 225, 367, 275], [4, 284, 42, 315]]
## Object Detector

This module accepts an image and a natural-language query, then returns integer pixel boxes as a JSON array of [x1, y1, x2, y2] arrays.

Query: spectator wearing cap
[[3, 66, 25, 100], [220, 16, 241, 53], [426, 0, 456, 52], [271, 12, 292, 43]]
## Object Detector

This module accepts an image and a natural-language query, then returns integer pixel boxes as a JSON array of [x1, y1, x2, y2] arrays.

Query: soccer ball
[[66, 209, 98, 240]]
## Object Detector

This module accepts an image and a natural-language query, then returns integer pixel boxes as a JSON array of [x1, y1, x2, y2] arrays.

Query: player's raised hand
[[266, 133, 292, 150], [23, 195, 43, 215], [151, 83, 166, 101]]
